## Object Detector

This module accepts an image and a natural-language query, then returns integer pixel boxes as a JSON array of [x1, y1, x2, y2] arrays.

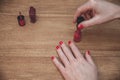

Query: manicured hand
[[51, 41, 98, 80], [74, 0, 120, 28]]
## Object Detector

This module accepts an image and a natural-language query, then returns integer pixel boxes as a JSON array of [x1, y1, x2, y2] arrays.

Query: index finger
[[73, 2, 93, 23]]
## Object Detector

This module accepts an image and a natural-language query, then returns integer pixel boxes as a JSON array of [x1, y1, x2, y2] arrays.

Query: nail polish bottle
[[74, 16, 85, 42], [74, 29, 82, 42], [17, 12, 25, 26], [29, 6, 36, 23]]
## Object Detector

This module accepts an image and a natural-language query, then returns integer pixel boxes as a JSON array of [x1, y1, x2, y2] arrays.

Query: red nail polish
[[68, 41, 72, 45], [78, 24, 84, 30], [17, 12, 26, 26], [51, 56, 55, 60], [56, 46, 60, 49], [59, 41, 63, 45], [73, 29, 81, 42], [87, 50, 90, 55], [29, 6, 36, 23]]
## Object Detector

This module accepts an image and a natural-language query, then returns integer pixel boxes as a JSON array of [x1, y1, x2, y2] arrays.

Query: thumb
[[78, 15, 100, 28]]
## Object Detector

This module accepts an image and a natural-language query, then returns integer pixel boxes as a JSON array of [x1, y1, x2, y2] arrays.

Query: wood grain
[[0, 0, 120, 80]]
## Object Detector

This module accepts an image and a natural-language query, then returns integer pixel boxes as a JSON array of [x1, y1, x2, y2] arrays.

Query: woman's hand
[[51, 41, 98, 80], [74, 0, 120, 28]]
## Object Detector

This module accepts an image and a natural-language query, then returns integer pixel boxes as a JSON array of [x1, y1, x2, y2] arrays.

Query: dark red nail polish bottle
[[17, 12, 25, 26], [73, 16, 84, 42], [29, 6, 36, 23], [74, 29, 82, 42]]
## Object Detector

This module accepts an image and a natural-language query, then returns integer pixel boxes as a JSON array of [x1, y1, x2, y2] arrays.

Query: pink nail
[[59, 41, 63, 45], [87, 50, 90, 55], [56, 46, 60, 49], [68, 40, 72, 45], [51, 56, 55, 60]]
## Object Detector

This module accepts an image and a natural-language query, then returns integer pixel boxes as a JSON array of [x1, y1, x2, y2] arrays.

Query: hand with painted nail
[[74, 0, 120, 28], [51, 41, 98, 80]]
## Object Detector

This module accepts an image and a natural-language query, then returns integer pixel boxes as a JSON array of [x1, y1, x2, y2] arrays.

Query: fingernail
[[68, 40, 72, 45], [51, 56, 55, 60], [87, 50, 90, 55], [78, 24, 84, 30], [59, 41, 63, 45], [56, 46, 60, 49]]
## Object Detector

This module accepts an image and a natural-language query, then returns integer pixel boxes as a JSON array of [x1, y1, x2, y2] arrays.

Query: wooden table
[[0, 0, 120, 80]]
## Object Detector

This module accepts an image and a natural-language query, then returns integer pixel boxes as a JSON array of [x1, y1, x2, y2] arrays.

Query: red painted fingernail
[[68, 40, 72, 45], [78, 24, 84, 30], [87, 50, 90, 55], [59, 41, 63, 45], [51, 56, 55, 60], [56, 46, 60, 49]]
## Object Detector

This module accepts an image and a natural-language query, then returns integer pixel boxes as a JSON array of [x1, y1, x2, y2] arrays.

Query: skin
[[52, 41, 98, 80], [74, 0, 120, 28]]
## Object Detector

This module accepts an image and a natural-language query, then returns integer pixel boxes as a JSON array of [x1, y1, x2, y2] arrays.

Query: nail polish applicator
[[73, 16, 85, 42]]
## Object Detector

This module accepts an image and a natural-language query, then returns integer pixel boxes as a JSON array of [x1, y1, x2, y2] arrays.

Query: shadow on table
[[0, 0, 4, 5], [112, 73, 120, 80], [0, 69, 7, 80]]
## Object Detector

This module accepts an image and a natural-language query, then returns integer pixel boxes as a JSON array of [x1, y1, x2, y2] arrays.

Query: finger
[[73, 2, 93, 23], [51, 56, 65, 74], [59, 41, 75, 63], [83, 13, 88, 20], [73, 6, 88, 23], [89, 10, 94, 18], [90, 0, 96, 7], [78, 15, 100, 27], [85, 51, 96, 66], [73, 8, 83, 23], [56, 45, 70, 66], [87, 10, 93, 18], [68, 41, 84, 60], [84, 10, 92, 20], [92, 9, 96, 17], [82, 14, 88, 20]]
